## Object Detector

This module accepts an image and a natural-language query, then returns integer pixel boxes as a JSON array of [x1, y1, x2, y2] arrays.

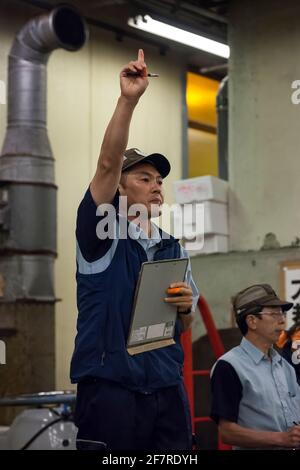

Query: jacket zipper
[[101, 351, 106, 366]]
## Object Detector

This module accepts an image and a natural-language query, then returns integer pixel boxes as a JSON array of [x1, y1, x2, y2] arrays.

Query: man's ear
[[246, 315, 257, 330], [118, 182, 125, 195], [119, 172, 128, 195]]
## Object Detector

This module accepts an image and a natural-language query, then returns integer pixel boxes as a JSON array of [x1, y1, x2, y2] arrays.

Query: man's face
[[119, 163, 165, 218], [248, 306, 287, 344]]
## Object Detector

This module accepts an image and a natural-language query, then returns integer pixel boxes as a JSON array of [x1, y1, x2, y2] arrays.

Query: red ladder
[[181, 295, 231, 450]]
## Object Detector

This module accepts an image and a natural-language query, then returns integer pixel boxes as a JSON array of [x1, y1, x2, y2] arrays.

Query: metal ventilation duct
[[0, 6, 88, 301]]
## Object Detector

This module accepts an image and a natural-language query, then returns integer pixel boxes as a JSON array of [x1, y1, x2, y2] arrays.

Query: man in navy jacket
[[71, 49, 199, 450]]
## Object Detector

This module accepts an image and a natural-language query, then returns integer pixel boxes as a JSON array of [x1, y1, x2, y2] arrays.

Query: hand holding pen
[[288, 421, 300, 450], [120, 49, 151, 100]]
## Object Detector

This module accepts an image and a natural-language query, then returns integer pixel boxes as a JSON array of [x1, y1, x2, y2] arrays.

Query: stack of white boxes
[[173, 175, 229, 255]]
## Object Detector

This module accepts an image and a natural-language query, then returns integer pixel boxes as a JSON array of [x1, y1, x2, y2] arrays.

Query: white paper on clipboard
[[126, 258, 189, 355]]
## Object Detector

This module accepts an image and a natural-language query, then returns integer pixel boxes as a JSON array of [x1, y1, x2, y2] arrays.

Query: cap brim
[[260, 298, 293, 311], [123, 153, 171, 178]]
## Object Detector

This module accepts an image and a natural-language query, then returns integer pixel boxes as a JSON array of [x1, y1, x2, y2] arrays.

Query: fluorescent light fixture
[[128, 15, 230, 59]]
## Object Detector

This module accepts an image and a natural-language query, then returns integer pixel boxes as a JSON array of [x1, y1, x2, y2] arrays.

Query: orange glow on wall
[[186, 73, 219, 127], [186, 72, 219, 177]]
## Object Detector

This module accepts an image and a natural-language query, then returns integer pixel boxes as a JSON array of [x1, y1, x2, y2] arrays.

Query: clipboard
[[126, 258, 189, 355]]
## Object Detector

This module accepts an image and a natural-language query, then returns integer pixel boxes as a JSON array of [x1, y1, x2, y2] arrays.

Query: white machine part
[[0, 393, 77, 450]]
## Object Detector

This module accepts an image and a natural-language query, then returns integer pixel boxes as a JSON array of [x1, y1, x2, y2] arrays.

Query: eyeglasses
[[260, 311, 287, 319]]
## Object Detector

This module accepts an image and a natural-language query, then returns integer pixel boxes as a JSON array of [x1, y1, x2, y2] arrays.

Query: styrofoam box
[[184, 234, 229, 256], [174, 175, 228, 204], [172, 201, 228, 236]]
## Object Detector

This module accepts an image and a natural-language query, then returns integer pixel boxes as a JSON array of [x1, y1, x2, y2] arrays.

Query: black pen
[[125, 72, 159, 77]]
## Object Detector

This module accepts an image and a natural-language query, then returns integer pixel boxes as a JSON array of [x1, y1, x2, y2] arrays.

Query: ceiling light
[[128, 15, 229, 59]]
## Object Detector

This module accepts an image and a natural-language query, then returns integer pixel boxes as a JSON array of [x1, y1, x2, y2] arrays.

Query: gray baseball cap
[[122, 148, 171, 178], [232, 283, 293, 317]]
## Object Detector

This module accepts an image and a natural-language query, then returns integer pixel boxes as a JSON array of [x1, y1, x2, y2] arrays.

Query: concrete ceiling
[[17, 0, 229, 79]]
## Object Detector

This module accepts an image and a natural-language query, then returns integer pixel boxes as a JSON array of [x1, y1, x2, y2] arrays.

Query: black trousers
[[74, 378, 192, 451]]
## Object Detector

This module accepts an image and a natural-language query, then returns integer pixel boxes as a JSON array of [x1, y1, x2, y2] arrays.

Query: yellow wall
[[188, 128, 218, 177], [187, 73, 218, 126], [186, 73, 219, 177], [0, 3, 184, 389]]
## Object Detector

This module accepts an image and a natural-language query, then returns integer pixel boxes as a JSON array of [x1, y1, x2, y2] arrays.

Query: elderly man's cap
[[122, 148, 170, 178], [232, 283, 293, 317]]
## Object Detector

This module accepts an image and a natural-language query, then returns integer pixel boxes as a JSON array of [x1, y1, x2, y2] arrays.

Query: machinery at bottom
[[0, 391, 77, 450]]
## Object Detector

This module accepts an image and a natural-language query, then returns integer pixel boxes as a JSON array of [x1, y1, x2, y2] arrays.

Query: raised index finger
[[138, 48, 144, 62]]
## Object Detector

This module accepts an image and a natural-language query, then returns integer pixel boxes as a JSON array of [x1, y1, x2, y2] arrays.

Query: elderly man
[[210, 283, 300, 449]]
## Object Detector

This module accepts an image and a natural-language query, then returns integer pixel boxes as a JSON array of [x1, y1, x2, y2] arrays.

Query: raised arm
[[90, 49, 149, 206]]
